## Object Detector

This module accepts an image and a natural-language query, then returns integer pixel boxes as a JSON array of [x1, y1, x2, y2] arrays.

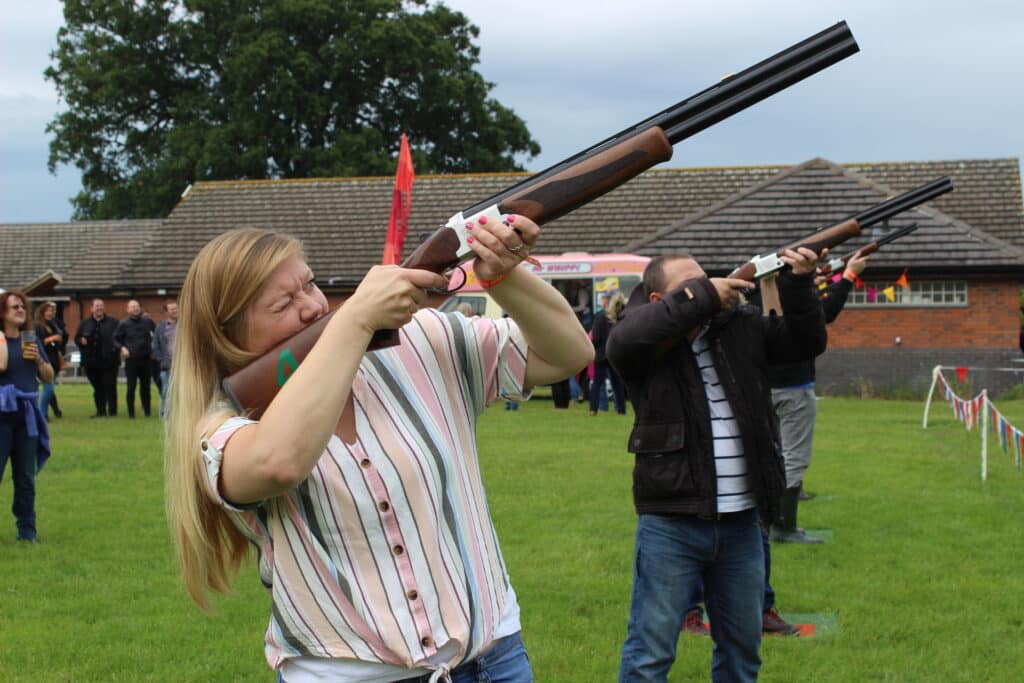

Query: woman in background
[[589, 291, 628, 416], [1, 291, 53, 543], [34, 301, 67, 419]]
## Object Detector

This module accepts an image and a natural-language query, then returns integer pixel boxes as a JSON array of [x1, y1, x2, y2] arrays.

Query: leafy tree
[[46, 0, 541, 219]]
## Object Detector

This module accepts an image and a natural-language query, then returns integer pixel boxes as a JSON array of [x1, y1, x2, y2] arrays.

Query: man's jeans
[[619, 510, 764, 683]]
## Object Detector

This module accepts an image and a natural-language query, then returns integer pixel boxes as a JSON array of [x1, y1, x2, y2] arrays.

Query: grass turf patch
[[0, 388, 1022, 680]]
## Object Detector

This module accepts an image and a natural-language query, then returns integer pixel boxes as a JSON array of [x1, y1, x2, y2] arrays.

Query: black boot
[[771, 487, 823, 544]]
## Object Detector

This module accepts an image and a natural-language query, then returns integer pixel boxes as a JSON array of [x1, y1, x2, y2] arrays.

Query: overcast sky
[[1, 0, 1022, 223]]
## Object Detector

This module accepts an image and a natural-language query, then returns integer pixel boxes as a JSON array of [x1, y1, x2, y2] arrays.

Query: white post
[[981, 391, 989, 482], [922, 365, 941, 428]]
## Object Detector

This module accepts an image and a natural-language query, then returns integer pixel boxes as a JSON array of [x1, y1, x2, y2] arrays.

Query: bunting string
[[926, 366, 1024, 480]]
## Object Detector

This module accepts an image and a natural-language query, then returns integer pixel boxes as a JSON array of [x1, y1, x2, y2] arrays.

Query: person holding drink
[[0, 291, 53, 543]]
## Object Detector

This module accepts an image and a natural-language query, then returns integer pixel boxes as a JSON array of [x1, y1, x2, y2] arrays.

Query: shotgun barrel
[[455, 21, 859, 228], [851, 177, 953, 229]]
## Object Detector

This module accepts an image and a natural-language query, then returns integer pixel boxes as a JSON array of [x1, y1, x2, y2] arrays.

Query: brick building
[[2, 157, 1022, 394]]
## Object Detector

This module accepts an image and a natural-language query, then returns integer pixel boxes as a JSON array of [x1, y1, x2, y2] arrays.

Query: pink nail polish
[[507, 214, 517, 223], [465, 222, 473, 230], [478, 216, 488, 225], [467, 235, 474, 243]]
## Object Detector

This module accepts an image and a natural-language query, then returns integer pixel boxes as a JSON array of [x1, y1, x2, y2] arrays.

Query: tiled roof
[[0, 220, 161, 292], [5, 158, 1018, 292], [624, 159, 1024, 275], [848, 158, 1023, 247], [119, 157, 1023, 288]]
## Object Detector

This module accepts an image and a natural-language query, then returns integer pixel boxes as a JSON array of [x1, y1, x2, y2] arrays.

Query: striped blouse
[[199, 310, 530, 676]]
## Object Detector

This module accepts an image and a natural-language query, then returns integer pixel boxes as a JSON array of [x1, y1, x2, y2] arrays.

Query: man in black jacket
[[768, 250, 871, 544], [113, 300, 156, 418], [74, 299, 120, 417], [609, 250, 826, 683]]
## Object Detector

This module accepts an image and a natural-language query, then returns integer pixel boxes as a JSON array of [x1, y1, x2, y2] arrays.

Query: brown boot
[[762, 608, 800, 636]]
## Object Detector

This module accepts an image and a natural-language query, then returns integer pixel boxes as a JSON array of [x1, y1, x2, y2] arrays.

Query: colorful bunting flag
[[882, 286, 896, 302], [956, 367, 969, 384], [895, 269, 910, 289], [867, 287, 877, 303]]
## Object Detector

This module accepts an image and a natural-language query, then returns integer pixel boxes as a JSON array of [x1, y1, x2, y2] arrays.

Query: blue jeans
[[619, 511, 764, 683], [278, 633, 532, 683], [39, 382, 58, 420], [569, 375, 583, 401], [688, 522, 775, 615], [0, 412, 39, 540], [159, 369, 170, 418], [590, 363, 626, 414]]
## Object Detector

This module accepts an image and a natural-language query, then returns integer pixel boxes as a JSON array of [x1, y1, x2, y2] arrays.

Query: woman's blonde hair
[[165, 228, 303, 610], [605, 291, 627, 323]]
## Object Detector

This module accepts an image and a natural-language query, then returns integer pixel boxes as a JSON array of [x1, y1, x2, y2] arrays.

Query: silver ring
[[509, 244, 523, 253]]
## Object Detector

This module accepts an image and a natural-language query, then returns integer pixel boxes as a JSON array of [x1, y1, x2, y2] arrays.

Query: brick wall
[[827, 279, 1019, 349], [817, 278, 1023, 395]]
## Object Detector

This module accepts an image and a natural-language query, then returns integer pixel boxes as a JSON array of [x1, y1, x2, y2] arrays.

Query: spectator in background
[[142, 309, 163, 401], [114, 300, 156, 418], [589, 292, 628, 416], [34, 301, 67, 420], [1, 291, 53, 543], [153, 300, 178, 419], [75, 299, 120, 417]]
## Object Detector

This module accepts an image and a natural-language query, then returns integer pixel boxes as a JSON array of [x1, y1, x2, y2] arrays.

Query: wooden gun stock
[[729, 218, 862, 281]]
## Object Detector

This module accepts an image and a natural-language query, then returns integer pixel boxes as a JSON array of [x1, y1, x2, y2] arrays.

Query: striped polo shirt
[[200, 310, 530, 677], [691, 329, 755, 512]]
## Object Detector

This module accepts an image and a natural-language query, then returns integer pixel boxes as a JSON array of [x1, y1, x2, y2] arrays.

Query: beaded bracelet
[[842, 269, 858, 282], [478, 272, 510, 289]]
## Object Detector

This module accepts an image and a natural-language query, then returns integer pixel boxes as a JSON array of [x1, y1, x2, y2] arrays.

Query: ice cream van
[[438, 253, 650, 325]]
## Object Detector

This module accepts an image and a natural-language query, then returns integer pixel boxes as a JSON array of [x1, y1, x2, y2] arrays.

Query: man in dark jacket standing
[[113, 300, 155, 418], [74, 299, 120, 417], [609, 250, 826, 683]]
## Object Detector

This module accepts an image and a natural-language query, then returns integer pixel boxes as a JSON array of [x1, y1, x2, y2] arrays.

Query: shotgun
[[818, 222, 920, 276], [729, 176, 953, 282], [223, 21, 860, 418]]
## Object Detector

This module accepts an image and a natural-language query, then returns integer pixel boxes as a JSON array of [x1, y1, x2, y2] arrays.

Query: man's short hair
[[163, 300, 178, 312], [643, 254, 693, 298]]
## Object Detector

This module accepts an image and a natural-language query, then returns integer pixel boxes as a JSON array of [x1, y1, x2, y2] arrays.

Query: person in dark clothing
[[609, 250, 826, 683], [152, 300, 178, 418], [114, 299, 156, 418], [589, 291, 627, 415], [1, 291, 54, 542], [767, 249, 871, 544], [34, 301, 67, 419], [74, 299, 120, 417]]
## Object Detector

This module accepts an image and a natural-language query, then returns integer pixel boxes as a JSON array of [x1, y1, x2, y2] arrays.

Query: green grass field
[[1, 385, 1023, 681]]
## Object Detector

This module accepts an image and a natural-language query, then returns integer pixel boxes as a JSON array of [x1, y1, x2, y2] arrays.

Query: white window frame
[[846, 280, 968, 308]]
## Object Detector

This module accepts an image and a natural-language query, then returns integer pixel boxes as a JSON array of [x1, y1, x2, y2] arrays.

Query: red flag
[[382, 134, 415, 265], [955, 366, 968, 384]]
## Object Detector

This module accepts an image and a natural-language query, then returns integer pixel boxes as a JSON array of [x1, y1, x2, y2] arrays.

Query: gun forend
[[729, 219, 862, 281]]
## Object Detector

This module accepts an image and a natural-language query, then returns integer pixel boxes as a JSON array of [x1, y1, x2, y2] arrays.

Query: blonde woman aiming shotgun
[[165, 219, 593, 682]]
